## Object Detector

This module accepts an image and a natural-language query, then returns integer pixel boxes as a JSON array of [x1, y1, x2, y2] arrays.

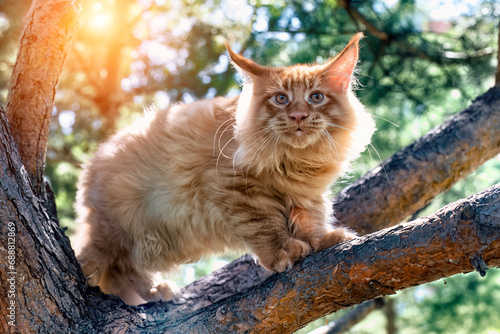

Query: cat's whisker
[[316, 134, 331, 164], [318, 130, 331, 154], [218, 121, 236, 154], [272, 133, 282, 170], [216, 124, 270, 181], [232, 127, 273, 167], [318, 131, 326, 146], [216, 125, 272, 185], [371, 115, 399, 128], [247, 131, 275, 165], [325, 122, 352, 132], [366, 141, 374, 163], [325, 130, 350, 160], [368, 143, 389, 181], [321, 130, 339, 157], [213, 118, 235, 158], [324, 129, 349, 152], [215, 136, 237, 182], [234, 134, 265, 177]]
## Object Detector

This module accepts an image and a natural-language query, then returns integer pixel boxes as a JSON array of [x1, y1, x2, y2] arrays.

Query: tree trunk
[[5, 0, 79, 194], [0, 109, 88, 333]]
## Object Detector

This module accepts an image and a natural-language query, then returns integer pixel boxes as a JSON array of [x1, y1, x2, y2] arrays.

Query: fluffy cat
[[73, 32, 375, 305]]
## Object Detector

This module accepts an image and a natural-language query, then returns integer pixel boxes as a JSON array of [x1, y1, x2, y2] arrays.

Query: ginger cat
[[74, 32, 375, 305]]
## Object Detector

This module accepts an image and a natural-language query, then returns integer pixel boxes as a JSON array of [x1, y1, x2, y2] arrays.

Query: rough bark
[[5, 0, 79, 194], [0, 109, 88, 333]]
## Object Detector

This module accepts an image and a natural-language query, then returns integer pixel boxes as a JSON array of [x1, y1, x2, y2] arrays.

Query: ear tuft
[[226, 45, 268, 79], [324, 32, 364, 94]]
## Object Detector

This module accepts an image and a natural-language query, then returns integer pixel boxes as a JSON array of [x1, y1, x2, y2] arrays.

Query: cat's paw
[[79, 258, 102, 287], [142, 280, 180, 302], [317, 228, 357, 251], [263, 239, 311, 273]]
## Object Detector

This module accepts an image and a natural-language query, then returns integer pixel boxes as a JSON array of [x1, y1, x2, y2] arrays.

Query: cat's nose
[[289, 112, 308, 125]]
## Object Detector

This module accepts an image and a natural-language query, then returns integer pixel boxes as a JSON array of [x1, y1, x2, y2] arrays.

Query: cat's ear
[[323, 32, 363, 94], [226, 44, 268, 80]]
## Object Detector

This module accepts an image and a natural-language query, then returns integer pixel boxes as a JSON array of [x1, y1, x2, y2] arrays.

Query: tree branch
[[338, 0, 494, 65], [338, 0, 389, 41], [309, 298, 385, 334], [5, 0, 79, 194]]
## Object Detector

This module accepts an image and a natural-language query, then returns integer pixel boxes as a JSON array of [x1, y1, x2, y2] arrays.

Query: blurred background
[[1, 0, 499, 332]]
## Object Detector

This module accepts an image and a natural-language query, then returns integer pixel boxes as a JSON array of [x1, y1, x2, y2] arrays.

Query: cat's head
[[228, 33, 374, 174]]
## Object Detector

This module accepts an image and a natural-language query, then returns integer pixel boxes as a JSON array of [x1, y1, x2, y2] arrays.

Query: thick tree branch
[[5, 0, 79, 194]]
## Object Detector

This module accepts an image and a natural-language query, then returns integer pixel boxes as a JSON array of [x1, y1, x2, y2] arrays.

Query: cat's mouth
[[294, 127, 309, 136], [280, 125, 317, 148]]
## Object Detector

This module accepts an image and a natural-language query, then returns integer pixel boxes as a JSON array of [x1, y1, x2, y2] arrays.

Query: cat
[[73, 32, 375, 305]]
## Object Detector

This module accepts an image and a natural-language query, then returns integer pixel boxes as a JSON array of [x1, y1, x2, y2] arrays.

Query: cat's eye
[[309, 92, 324, 104], [274, 93, 289, 105]]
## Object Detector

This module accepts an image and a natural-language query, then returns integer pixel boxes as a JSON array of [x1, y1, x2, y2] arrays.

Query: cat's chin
[[285, 130, 317, 149]]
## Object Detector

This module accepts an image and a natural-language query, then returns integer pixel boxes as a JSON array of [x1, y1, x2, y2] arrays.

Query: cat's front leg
[[289, 205, 356, 252], [238, 215, 312, 273]]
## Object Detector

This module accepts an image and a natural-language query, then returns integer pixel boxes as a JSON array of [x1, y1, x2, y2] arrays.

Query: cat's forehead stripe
[[278, 66, 319, 92]]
